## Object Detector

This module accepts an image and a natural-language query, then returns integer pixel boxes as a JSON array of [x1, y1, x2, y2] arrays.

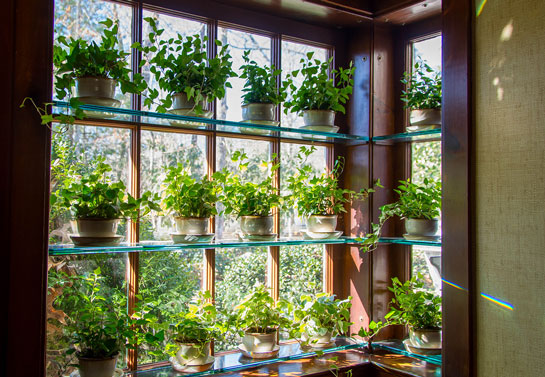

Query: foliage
[[287, 146, 378, 216], [387, 275, 442, 330], [214, 150, 284, 217], [354, 320, 392, 347], [411, 141, 441, 185], [284, 53, 354, 114], [280, 293, 352, 344], [137, 18, 235, 113], [401, 60, 442, 110], [240, 51, 287, 105], [51, 158, 160, 220], [358, 179, 441, 252], [161, 164, 219, 218]]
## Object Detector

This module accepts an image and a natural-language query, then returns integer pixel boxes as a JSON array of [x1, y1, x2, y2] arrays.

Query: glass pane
[[412, 35, 442, 71], [215, 247, 268, 352], [280, 143, 328, 237], [215, 137, 271, 240], [138, 250, 203, 364], [49, 124, 131, 245], [217, 27, 271, 122], [412, 246, 441, 295], [140, 131, 207, 241], [46, 253, 128, 377], [281, 40, 328, 129], [54, 0, 133, 108], [411, 141, 441, 185]]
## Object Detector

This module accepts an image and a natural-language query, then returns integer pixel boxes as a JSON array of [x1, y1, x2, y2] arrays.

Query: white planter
[[240, 215, 274, 235], [76, 219, 119, 237], [75, 77, 117, 101], [242, 103, 276, 122], [242, 330, 277, 352], [175, 341, 211, 366], [405, 218, 439, 237], [301, 330, 333, 347], [307, 215, 337, 233], [174, 217, 209, 235], [409, 327, 442, 349], [303, 110, 336, 127], [409, 109, 441, 129], [78, 355, 117, 377], [172, 92, 207, 112]]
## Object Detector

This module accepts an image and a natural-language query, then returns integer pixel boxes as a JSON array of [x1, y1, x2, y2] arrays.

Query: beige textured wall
[[474, 0, 545, 375]]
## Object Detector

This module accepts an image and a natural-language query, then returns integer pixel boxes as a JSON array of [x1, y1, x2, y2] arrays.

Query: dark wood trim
[[441, 0, 474, 376]]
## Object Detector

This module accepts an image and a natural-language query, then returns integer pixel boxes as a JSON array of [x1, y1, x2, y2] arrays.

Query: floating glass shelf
[[374, 340, 442, 366], [372, 128, 441, 144], [52, 101, 369, 144], [49, 236, 441, 256]]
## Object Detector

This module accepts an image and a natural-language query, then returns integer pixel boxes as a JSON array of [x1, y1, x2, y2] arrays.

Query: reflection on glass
[[140, 131, 207, 241]]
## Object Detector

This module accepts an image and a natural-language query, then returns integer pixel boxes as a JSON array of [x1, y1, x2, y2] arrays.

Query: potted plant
[[228, 284, 287, 355], [287, 146, 378, 237], [161, 164, 219, 243], [280, 293, 352, 349], [239, 50, 287, 127], [284, 53, 354, 133], [401, 60, 442, 131], [387, 275, 442, 350], [137, 17, 235, 120], [358, 178, 441, 251], [214, 151, 284, 239], [51, 158, 160, 246]]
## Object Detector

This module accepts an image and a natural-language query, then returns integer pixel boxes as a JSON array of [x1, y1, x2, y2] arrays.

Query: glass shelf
[[49, 236, 441, 256], [372, 128, 441, 144], [374, 340, 442, 366], [52, 101, 369, 144]]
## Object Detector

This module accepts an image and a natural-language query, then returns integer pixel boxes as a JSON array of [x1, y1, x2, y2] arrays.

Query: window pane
[[140, 131, 207, 241], [215, 247, 268, 352], [281, 40, 328, 129], [47, 254, 128, 377], [412, 35, 442, 71], [217, 27, 271, 121], [411, 141, 441, 185]]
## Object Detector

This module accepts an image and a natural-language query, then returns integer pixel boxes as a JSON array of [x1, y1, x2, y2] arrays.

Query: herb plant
[[240, 51, 287, 105], [161, 164, 218, 218], [287, 146, 378, 217], [137, 18, 235, 113], [51, 158, 160, 220], [401, 60, 442, 110], [214, 151, 284, 217], [284, 53, 355, 114]]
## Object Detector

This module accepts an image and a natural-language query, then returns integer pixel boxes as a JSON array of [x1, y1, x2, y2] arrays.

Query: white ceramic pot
[[172, 92, 207, 111], [75, 77, 117, 100], [174, 217, 209, 235], [240, 215, 274, 235], [78, 355, 117, 377], [302, 110, 336, 127], [301, 330, 333, 347], [242, 330, 277, 352], [175, 341, 211, 366], [409, 109, 441, 128], [241, 103, 276, 122], [405, 218, 439, 237], [409, 327, 442, 349], [76, 219, 120, 237], [307, 215, 337, 233]]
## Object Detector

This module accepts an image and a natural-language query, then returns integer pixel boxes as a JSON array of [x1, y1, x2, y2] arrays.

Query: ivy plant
[[51, 158, 160, 220], [213, 150, 284, 217], [161, 164, 219, 218], [358, 178, 441, 252], [284, 53, 355, 114], [401, 60, 442, 110], [136, 17, 236, 114], [240, 51, 287, 105], [286, 146, 379, 217]]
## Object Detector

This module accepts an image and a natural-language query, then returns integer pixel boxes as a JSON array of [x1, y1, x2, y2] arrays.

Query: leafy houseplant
[[137, 17, 235, 116], [284, 52, 355, 132], [161, 164, 219, 236], [401, 60, 442, 130], [358, 179, 441, 252]]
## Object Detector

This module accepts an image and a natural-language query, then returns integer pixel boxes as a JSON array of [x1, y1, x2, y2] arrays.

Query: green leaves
[[240, 50, 288, 105], [401, 60, 442, 110]]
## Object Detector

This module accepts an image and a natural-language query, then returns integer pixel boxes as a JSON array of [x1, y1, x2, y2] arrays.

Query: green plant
[[358, 178, 441, 252], [287, 146, 378, 217], [161, 164, 219, 218], [51, 158, 160, 220], [137, 18, 235, 114], [214, 150, 284, 217], [240, 51, 287, 105], [401, 60, 442, 110], [387, 275, 442, 330], [284, 53, 354, 114]]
